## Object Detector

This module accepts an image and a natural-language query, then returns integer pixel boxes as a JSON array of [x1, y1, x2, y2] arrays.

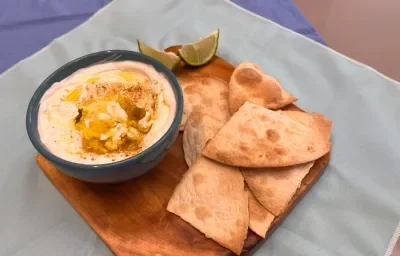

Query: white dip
[[38, 61, 176, 164]]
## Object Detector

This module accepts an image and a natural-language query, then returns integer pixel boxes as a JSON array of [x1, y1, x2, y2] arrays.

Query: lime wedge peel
[[137, 40, 181, 70], [177, 29, 219, 67]]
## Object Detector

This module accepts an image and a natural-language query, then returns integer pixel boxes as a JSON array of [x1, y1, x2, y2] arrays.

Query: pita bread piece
[[183, 112, 225, 167], [229, 62, 296, 114], [167, 156, 248, 255], [242, 161, 314, 216], [178, 75, 231, 131], [245, 185, 275, 238], [280, 110, 332, 141], [202, 102, 332, 167]]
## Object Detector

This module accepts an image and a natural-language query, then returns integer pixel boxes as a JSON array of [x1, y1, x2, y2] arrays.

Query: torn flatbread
[[229, 62, 296, 114], [167, 156, 248, 255], [183, 112, 225, 167], [178, 75, 231, 131], [279, 110, 332, 141], [242, 161, 314, 216], [202, 102, 332, 167], [246, 185, 275, 238]]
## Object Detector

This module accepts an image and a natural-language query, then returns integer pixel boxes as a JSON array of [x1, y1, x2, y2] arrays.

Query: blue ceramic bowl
[[26, 50, 183, 183]]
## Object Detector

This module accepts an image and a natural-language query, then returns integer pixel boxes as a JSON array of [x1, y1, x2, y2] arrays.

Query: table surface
[[0, 0, 324, 74], [294, 0, 400, 82]]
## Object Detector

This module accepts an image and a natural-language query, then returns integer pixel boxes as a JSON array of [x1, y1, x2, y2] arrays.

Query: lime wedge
[[177, 29, 219, 67], [137, 40, 181, 70]]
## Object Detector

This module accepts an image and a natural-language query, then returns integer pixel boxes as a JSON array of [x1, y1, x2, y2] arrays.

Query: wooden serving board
[[37, 46, 330, 256]]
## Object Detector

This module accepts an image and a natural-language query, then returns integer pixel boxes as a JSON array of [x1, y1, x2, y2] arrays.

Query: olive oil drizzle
[[70, 78, 158, 157]]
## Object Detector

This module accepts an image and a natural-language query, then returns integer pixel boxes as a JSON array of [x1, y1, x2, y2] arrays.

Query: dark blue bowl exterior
[[26, 50, 183, 183]]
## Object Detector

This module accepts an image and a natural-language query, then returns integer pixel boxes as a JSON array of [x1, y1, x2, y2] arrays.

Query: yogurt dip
[[38, 61, 176, 164]]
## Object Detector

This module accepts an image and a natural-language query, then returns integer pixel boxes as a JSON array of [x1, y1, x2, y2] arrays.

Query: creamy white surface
[[38, 61, 176, 164]]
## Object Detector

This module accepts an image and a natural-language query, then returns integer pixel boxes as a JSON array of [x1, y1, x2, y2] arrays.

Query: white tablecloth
[[0, 0, 399, 255]]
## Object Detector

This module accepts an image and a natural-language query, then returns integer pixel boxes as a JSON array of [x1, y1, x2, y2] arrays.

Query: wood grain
[[37, 46, 330, 256]]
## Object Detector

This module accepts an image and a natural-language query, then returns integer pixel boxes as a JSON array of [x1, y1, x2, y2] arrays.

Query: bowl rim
[[26, 50, 183, 171]]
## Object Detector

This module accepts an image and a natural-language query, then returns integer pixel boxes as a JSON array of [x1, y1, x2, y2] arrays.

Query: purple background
[[0, 0, 324, 74], [232, 0, 326, 45]]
